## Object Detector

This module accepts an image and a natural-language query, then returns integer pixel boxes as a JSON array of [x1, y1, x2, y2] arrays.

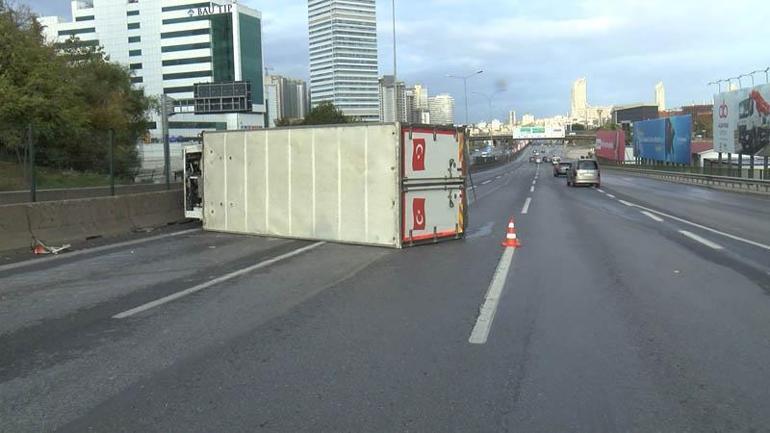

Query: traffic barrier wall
[[0, 190, 183, 252]]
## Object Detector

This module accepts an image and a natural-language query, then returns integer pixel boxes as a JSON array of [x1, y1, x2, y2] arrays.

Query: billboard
[[633, 115, 692, 164], [512, 126, 565, 139], [595, 129, 626, 161], [194, 81, 252, 114], [713, 84, 770, 155]]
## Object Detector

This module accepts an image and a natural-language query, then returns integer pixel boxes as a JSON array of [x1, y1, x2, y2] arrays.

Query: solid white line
[[530, 186, 535, 192], [640, 211, 664, 222], [469, 248, 516, 344], [606, 194, 616, 199], [679, 230, 724, 250], [113, 242, 325, 319], [0, 228, 201, 273], [521, 197, 532, 214], [618, 199, 635, 206], [481, 180, 492, 185]]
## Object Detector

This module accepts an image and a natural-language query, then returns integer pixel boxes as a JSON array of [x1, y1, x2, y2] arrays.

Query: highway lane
[[599, 169, 770, 246], [2, 149, 770, 432]]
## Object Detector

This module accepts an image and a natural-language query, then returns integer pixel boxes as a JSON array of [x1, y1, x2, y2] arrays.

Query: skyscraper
[[571, 77, 588, 120], [308, 0, 379, 121], [265, 74, 309, 126], [429, 94, 455, 125], [655, 81, 666, 112], [378, 75, 406, 122]]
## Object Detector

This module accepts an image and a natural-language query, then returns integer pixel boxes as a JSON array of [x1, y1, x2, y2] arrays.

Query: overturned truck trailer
[[184, 123, 467, 248]]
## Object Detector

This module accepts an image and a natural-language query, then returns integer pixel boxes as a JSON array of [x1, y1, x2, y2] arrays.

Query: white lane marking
[[596, 189, 606, 193], [481, 179, 492, 185], [521, 197, 532, 214], [496, 175, 502, 179], [0, 228, 201, 273], [640, 211, 664, 222], [618, 199, 635, 206], [469, 248, 516, 344], [679, 230, 724, 250], [113, 242, 325, 319], [532, 180, 537, 185], [606, 194, 616, 199], [631, 203, 770, 252], [530, 186, 535, 192]]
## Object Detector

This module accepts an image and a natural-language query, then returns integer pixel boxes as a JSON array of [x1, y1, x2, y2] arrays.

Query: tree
[[0, 0, 152, 178], [302, 102, 350, 125]]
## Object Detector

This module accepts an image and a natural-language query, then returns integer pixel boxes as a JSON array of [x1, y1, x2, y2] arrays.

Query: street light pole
[[448, 70, 483, 125], [391, 0, 398, 122]]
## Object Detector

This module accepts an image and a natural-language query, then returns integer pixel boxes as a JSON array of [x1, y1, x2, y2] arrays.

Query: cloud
[[24, 0, 770, 121]]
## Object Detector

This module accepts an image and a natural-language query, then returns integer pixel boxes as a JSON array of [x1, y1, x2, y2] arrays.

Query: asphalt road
[[2, 145, 770, 432]]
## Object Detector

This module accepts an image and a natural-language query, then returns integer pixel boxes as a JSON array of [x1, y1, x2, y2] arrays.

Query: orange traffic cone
[[501, 218, 521, 248]]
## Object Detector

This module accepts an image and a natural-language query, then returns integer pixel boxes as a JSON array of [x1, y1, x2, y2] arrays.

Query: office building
[[569, 77, 611, 127], [39, 0, 266, 143], [521, 113, 535, 125], [428, 94, 455, 125], [378, 75, 406, 122], [655, 81, 666, 112], [508, 110, 517, 126], [611, 104, 659, 125], [404, 88, 415, 123], [308, 0, 379, 121], [570, 77, 587, 119], [265, 74, 308, 126]]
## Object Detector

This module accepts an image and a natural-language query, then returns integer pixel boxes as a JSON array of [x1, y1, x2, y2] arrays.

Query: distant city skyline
[[25, 0, 770, 122]]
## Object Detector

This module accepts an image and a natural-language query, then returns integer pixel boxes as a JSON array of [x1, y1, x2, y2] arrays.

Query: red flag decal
[[412, 198, 426, 230], [412, 138, 426, 171]]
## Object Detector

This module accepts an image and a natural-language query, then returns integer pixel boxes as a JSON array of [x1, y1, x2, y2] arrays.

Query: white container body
[[202, 124, 402, 247]]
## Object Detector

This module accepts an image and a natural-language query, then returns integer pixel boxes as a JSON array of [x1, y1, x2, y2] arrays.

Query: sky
[[26, 0, 770, 123]]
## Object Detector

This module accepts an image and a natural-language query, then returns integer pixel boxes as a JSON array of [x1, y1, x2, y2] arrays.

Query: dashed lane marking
[[679, 230, 724, 250]]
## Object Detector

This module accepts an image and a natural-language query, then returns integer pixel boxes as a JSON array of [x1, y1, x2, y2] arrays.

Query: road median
[[0, 190, 184, 252]]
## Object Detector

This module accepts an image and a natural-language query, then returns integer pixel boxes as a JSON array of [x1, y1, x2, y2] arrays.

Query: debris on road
[[32, 240, 72, 255]]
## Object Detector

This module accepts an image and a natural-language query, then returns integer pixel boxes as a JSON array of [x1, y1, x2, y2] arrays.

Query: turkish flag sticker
[[413, 198, 426, 231], [412, 138, 426, 171]]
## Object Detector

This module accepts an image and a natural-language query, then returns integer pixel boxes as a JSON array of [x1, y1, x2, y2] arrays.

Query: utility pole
[[160, 95, 176, 189]]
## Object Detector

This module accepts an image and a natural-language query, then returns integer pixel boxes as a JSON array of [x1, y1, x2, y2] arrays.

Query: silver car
[[567, 159, 600, 187]]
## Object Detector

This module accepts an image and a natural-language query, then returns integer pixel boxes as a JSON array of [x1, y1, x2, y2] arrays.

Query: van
[[567, 159, 600, 187]]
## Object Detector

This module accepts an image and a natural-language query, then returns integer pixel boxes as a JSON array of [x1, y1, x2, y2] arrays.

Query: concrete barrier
[[0, 190, 184, 252]]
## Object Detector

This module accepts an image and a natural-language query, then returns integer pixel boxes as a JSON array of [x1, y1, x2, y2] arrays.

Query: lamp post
[[391, 0, 398, 122], [447, 70, 484, 125]]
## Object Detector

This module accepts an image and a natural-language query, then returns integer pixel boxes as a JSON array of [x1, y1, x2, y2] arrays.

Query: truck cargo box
[[184, 123, 467, 248]]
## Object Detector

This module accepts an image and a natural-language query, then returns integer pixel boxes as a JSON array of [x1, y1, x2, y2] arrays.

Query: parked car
[[553, 161, 571, 177], [566, 159, 600, 187]]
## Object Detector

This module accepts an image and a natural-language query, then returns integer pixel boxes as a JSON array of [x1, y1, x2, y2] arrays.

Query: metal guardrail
[[602, 165, 770, 194]]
